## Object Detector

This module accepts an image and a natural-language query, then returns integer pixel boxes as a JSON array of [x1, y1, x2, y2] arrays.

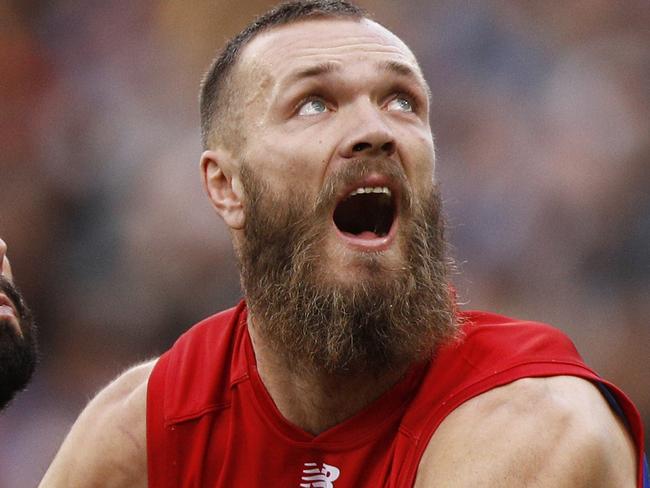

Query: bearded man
[[0, 238, 38, 411], [40, 1, 647, 487]]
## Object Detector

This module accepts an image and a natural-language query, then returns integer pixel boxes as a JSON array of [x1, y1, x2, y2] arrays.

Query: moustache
[[315, 158, 412, 214]]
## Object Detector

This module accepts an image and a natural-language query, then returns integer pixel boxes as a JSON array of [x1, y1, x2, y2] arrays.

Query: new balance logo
[[300, 462, 341, 487]]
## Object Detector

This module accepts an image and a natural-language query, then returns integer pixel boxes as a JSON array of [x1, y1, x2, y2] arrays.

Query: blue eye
[[298, 99, 328, 116], [387, 96, 413, 113]]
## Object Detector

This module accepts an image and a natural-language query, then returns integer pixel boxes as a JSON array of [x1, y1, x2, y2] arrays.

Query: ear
[[201, 149, 245, 230]]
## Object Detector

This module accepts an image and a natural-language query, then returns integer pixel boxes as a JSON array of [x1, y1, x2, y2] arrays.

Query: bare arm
[[39, 359, 156, 488], [415, 376, 637, 487]]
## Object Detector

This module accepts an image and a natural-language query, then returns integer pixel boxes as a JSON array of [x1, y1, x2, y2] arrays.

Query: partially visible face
[[0, 275, 37, 410], [230, 18, 456, 374]]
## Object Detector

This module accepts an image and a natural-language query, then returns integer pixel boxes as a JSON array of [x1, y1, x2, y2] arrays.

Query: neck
[[247, 317, 410, 436]]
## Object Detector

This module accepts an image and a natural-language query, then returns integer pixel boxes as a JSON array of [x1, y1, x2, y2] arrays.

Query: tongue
[[348, 230, 379, 240]]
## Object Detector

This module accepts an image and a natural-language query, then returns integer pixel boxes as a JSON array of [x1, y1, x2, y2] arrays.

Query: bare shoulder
[[39, 359, 158, 488], [415, 376, 637, 488]]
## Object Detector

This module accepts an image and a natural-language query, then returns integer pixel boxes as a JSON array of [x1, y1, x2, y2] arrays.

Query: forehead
[[238, 18, 422, 84]]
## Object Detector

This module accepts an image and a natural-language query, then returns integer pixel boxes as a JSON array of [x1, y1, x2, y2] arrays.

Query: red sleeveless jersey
[[147, 301, 646, 487]]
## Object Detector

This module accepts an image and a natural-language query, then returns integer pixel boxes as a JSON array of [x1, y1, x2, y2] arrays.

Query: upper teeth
[[349, 186, 391, 197]]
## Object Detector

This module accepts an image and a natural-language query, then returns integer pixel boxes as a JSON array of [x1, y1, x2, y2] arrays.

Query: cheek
[[253, 132, 329, 191], [400, 128, 436, 186]]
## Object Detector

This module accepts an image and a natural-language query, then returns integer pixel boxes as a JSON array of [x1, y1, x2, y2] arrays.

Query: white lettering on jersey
[[299, 462, 341, 487]]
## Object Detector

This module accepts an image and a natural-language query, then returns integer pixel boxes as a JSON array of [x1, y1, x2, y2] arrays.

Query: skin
[[1, 238, 13, 281], [40, 360, 153, 488], [0, 238, 16, 331], [203, 18, 436, 285], [414, 376, 636, 487], [38, 18, 638, 487], [0, 238, 22, 341]]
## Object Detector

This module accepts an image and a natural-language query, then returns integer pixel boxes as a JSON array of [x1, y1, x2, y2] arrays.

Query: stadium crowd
[[0, 0, 648, 485]]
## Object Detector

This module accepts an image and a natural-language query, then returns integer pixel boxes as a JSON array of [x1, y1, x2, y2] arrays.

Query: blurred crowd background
[[1, 0, 648, 484]]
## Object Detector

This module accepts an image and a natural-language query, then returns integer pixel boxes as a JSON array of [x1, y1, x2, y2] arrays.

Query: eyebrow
[[377, 60, 416, 77], [287, 60, 417, 82], [282, 59, 431, 101], [377, 60, 432, 100]]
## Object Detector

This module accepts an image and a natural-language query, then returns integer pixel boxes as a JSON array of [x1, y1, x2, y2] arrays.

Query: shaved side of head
[[199, 0, 366, 150]]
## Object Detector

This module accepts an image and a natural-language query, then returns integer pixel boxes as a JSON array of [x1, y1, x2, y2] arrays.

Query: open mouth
[[333, 186, 396, 240]]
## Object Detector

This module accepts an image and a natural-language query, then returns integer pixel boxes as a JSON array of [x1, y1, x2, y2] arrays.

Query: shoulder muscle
[[416, 376, 637, 487], [39, 359, 157, 488]]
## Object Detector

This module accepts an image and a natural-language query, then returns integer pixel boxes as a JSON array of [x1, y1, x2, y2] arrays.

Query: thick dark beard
[[0, 275, 38, 410], [237, 160, 456, 377]]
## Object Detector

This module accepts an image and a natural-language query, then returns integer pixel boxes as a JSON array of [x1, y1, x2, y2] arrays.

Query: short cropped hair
[[199, 0, 367, 149]]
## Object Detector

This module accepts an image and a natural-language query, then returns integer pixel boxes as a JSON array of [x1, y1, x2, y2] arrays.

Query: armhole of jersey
[[408, 368, 647, 488], [147, 352, 170, 487], [596, 382, 649, 488], [597, 382, 632, 430]]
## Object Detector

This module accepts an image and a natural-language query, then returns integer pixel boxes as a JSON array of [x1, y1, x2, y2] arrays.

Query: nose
[[339, 106, 396, 159], [0, 238, 13, 281]]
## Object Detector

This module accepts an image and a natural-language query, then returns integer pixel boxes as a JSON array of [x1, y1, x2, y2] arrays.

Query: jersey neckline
[[237, 303, 429, 448]]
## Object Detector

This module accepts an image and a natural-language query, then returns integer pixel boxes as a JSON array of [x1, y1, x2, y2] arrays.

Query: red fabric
[[147, 301, 646, 487]]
